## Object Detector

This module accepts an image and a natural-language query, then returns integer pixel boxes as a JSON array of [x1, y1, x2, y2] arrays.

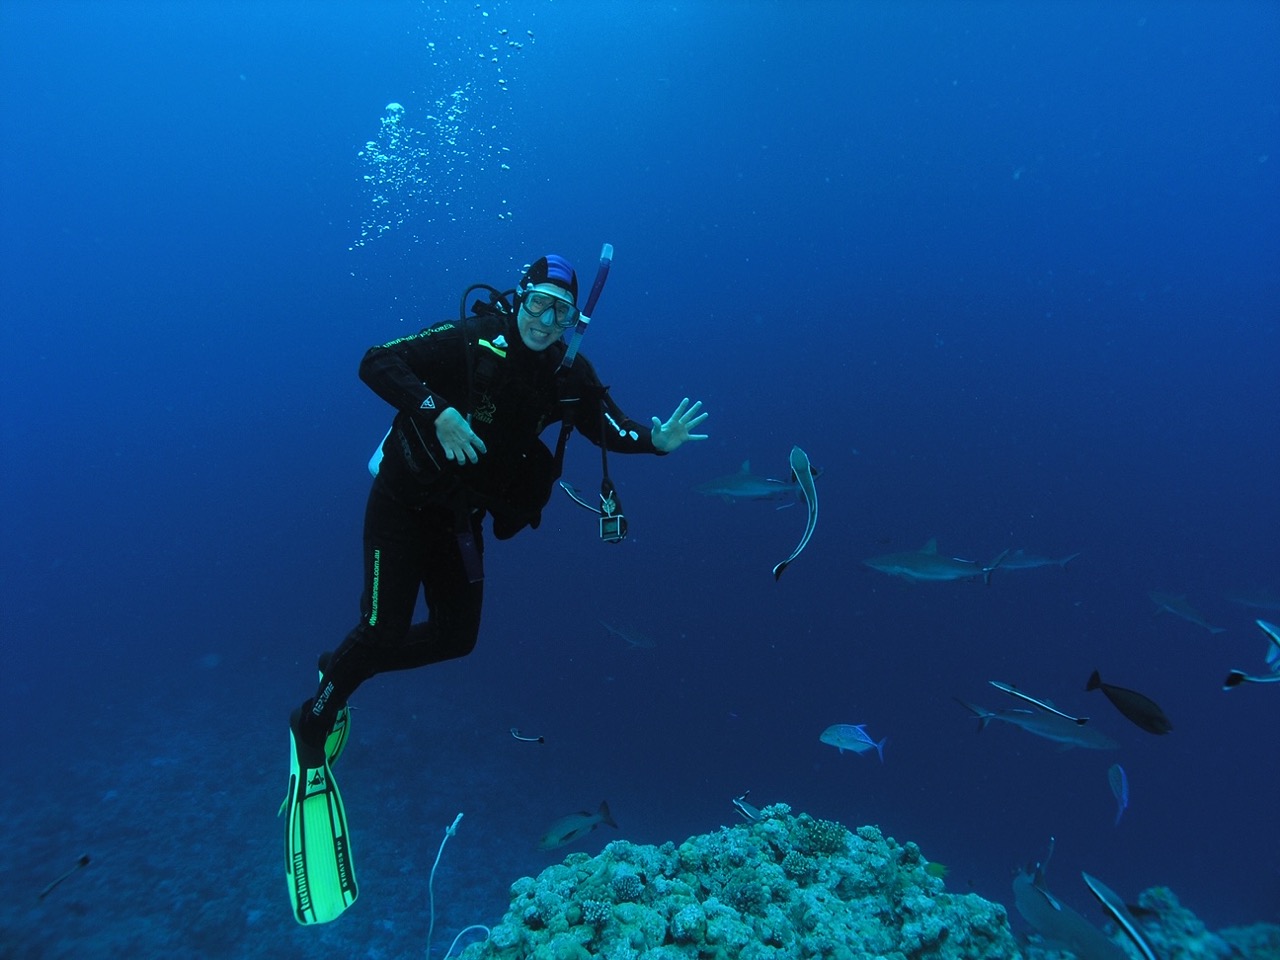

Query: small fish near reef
[[538, 800, 618, 851]]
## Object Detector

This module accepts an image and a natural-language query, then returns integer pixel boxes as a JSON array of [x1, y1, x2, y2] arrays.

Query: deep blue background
[[3, 2, 1277, 957]]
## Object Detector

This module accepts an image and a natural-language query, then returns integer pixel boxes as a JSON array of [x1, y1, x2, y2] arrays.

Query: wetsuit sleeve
[[564, 356, 663, 455], [358, 323, 460, 423]]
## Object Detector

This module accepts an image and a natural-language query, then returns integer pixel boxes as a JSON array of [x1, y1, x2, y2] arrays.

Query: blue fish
[[1108, 763, 1129, 826], [819, 723, 887, 763]]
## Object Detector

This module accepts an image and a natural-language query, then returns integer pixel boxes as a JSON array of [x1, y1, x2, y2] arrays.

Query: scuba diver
[[283, 252, 709, 924]]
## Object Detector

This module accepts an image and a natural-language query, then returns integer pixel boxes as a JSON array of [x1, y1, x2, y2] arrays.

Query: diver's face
[[517, 284, 576, 351]]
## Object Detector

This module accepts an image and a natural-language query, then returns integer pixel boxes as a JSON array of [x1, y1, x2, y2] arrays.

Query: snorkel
[[550, 242, 627, 543], [558, 243, 613, 371]]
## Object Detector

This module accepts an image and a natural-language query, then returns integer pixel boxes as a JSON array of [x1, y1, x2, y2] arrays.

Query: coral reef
[[457, 804, 1018, 960]]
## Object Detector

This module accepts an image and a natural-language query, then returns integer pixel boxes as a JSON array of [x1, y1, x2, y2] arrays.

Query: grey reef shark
[[864, 538, 1009, 585]]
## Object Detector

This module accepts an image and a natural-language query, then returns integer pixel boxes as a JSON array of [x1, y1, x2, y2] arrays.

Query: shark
[[1012, 839, 1129, 960], [864, 539, 1008, 585], [1227, 588, 1280, 613], [955, 699, 1118, 750], [694, 459, 817, 504], [598, 620, 655, 650], [1149, 591, 1225, 634], [1000, 548, 1081, 571]]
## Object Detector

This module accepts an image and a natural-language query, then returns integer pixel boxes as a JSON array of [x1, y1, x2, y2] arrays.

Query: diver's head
[[516, 254, 580, 351]]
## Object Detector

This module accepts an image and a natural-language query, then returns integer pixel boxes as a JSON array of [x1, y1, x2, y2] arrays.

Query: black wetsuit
[[293, 309, 659, 753]]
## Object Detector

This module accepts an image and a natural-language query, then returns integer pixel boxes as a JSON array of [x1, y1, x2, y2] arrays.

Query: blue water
[[2, 2, 1277, 957]]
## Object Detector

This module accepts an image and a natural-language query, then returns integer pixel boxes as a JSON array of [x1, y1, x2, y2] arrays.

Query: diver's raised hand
[[435, 407, 487, 464], [651, 398, 709, 453]]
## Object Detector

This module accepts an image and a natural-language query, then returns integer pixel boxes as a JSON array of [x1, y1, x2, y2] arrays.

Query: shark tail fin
[[954, 698, 993, 731]]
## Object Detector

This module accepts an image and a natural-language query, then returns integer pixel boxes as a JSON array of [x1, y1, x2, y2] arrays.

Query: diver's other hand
[[435, 407, 487, 464], [651, 398, 709, 453]]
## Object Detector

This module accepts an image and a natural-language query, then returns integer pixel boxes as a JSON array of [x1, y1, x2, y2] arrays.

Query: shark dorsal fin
[[922, 538, 939, 554]]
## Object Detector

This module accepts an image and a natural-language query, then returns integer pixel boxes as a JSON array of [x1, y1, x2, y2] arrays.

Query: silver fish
[[989, 680, 1088, 725], [1223, 619, 1280, 689], [819, 723, 888, 762], [731, 790, 763, 822]]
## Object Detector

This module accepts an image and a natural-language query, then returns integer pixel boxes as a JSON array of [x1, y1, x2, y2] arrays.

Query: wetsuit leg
[[295, 482, 433, 748], [294, 482, 484, 750], [378, 505, 484, 670]]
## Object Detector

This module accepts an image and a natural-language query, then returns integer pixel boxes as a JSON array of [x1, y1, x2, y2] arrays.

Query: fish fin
[[1085, 670, 1102, 691], [598, 800, 618, 829], [1223, 670, 1247, 689], [953, 698, 992, 731]]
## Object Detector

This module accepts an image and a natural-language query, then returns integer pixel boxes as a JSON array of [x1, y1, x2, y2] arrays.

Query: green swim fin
[[317, 656, 351, 765], [325, 704, 350, 765], [285, 711, 357, 925], [277, 673, 350, 817]]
